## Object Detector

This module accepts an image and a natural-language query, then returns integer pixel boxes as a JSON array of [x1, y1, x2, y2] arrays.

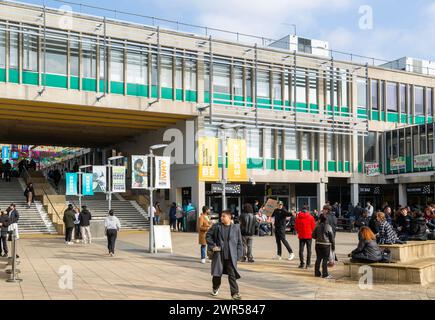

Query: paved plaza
[[0, 231, 433, 300]]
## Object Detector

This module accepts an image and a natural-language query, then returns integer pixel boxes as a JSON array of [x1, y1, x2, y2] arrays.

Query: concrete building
[[1, 1, 435, 216]]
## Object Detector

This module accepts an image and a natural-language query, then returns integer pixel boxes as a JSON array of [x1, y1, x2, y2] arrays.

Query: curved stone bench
[[379, 240, 435, 263]]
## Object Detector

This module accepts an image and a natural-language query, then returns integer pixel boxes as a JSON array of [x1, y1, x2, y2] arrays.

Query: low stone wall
[[380, 240, 435, 263]]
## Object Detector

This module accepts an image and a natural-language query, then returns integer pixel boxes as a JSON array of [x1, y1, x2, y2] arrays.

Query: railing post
[[6, 233, 22, 283]]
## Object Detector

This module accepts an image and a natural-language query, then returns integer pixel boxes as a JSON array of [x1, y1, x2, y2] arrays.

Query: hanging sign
[[112, 166, 126, 193], [365, 163, 380, 176], [92, 166, 107, 192], [1, 146, 9, 160], [390, 157, 406, 171], [414, 154, 432, 169], [227, 139, 248, 182], [132, 155, 148, 189], [65, 173, 78, 196], [198, 137, 219, 181], [82, 173, 94, 196], [155, 156, 170, 189]]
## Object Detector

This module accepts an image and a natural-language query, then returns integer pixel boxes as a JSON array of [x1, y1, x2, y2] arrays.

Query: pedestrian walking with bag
[[312, 214, 335, 279], [104, 209, 121, 257]]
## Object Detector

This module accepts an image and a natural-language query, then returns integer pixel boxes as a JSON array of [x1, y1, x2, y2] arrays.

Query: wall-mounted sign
[[359, 185, 382, 195], [198, 137, 219, 181], [227, 139, 248, 182], [210, 184, 241, 194], [365, 163, 380, 176], [406, 185, 433, 195], [131, 156, 148, 189], [414, 154, 433, 169], [390, 157, 406, 171]]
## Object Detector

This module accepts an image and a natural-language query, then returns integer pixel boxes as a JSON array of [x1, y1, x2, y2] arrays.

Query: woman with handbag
[[104, 209, 121, 257], [198, 206, 212, 264]]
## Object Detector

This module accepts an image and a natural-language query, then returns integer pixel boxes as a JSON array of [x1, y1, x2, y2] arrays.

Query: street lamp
[[107, 156, 124, 211], [147, 144, 168, 254], [78, 164, 92, 209]]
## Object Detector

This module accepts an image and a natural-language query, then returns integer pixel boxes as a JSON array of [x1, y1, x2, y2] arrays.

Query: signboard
[[92, 166, 107, 192], [390, 157, 406, 171], [198, 137, 219, 181], [227, 139, 248, 182], [82, 173, 94, 196], [11, 151, 19, 159], [365, 163, 380, 176], [263, 198, 278, 217], [414, 154, 432, 169], [210, 184, 241, 194], [406, 185, 433, 195], [154, 225, 173, 253], [65, 173, 78, 196], [155, 156, 170, 189], [131, 155, 148, 189], [359, 185, 382, 195], [112, 166, 126, 193], [1, 146, 9, 160]]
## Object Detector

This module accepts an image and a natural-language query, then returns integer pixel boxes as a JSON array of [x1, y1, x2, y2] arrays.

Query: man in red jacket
[[295, 206, 316, 269]]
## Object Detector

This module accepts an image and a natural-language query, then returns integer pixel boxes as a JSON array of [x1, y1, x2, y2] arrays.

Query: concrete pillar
[[317, 182, 326, 211], [351, 183, 359, 206], [398, 183, 407, 207]]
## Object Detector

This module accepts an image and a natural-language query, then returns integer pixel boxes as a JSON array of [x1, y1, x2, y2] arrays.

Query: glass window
[[257, 70, 270, 98], [400, 84, 406, 113], [151, 54, 158, 86], [364, 132, 376, 162], [302, 132, 311, 160], [126, 46, 148, 84], [213, 62, 230, 94], [23, 29, 38, 72], [428, 125, 434, 154], [343, 135, 350, 162], [399, 130, 405, 157], [99, 43, 107, 82], [358, 135, 364, 163], [284, 70, 290, 102], [276, 130, 283, 159], [9, 27, 19, 69], [406, 127, 412, 157], [233, 66, 243, 97], [110, 47, 124, 82], [160, 54, 172, 88], [339, 69, 348, 107], [327, 133, 335, 160], [285, 130, 298, 160], [357, 78, 367, 108], [387, 82, 397, 112], [337, 134, 343, 161], [0, 24, 5, 68], [264, 128, 274, 159], [308, 70, 317, 106], [272, 72, 282, 101], [175, 57, 182, 89], [69, 36, 79, 77], [379, 81, 385, 110], [296, 68, 306, 104], [44, 32, 67, 75], [391, 131, 398, 158], [185, 57, 196, 91], [427, 88, 433, 116], [204, 61, 210, 92], [420, 126, 427, 155], [415, 86, 424, 115], [246, 67, 252, 100], [82, 38, 97, 79], [247, 128, 262, 158], [413, 127, 419, 155], [371, 79, 378, 110]]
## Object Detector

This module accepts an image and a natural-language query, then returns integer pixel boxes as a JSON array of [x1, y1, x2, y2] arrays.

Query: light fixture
[[95, 23, 103, 31], [108, 155, 124, 161], [150, 144, 168, 150], [147, 100, 159, 108], [196, 40, 207, 48], [196, 104, 210, 113], [79, 165, 92, 170]]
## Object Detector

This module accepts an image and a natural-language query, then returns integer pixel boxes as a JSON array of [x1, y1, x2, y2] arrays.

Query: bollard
[[6, 232, 22, 283]]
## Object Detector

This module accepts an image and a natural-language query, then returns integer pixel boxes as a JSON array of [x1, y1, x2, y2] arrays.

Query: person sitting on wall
[[376, 212, 404, 245], [408, 211, 428, 241], [349, 226, 382, 263], [354, 209, 370, 230], [395, 207, 412, 241]]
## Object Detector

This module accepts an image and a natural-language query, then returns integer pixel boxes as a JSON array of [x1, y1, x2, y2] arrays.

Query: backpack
[[380, 248, 392, 263]]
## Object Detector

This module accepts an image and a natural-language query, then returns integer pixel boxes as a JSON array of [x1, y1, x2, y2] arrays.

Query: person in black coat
[[206, 210, 243, 300], [350, 226, 382, 263], [0, 211, 11, 257], [24, 183, 35, 208], [396, 208, 412, 241], [408, 211, 428, 241], [369, 210, 380, 235], [272, 201, 295, 260], [239, 203, 257, 263], [354, 210, 370, 229]]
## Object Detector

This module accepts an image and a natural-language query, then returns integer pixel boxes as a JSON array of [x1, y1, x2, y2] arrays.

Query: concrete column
[[398, 184, 407, 207], [350, 183, 359, 206], [317, 182, 326, 211]]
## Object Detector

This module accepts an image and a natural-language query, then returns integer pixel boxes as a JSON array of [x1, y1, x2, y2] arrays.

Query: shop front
[[406, 184, 434, 210], [206, 183, 242, 216], [359, 185, 384, 210]]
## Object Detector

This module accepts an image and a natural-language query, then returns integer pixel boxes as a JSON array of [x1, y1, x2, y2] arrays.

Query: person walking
[[79, 205, 92, 244], [24, 182, 34, 209], [198, 206, 212, 264], [3, 160, 12, 182], [104, 209, 121, 257], [295, 206, 316, 268], [7, 203, 19, 241], [0, 211, 10, 257], [312, 214, 335, 279], [169, 202, 177, 231], [239, 203, 257, 263], [63, 204, 76, 245], [272, 201, 295, 260], [206, 210, 243, 300]]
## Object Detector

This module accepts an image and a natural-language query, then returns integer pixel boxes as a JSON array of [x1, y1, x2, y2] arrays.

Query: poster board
[[154, 225, 173, 253], [263, 198, 278, 217]]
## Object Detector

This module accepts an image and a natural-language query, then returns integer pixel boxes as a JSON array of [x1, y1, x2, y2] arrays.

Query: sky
[[18, 0, 435, 63]]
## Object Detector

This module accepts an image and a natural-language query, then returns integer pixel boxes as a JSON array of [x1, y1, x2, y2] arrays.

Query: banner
[[82, 173, 94, 196], [65, 173, 78, 196], [365, 163, 380, 176], [390, 157, 406, 171], [92, 166, 107, 192], [263, 198, 278, 217], [11, 151, 19, 159], [414, 154, 432, 169], [112, 166, 126, 193], [155, 156, 170, 189], [1, 146, 9, 160], [132, 155, 148, 189], [198, 137, 219, 181], [227, 139, 248, 182]]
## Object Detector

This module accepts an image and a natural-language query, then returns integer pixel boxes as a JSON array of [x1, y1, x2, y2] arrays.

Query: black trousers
[[0, 233, 8, 255], [65, 227, 74, 242], [74, 224, 81, 240], [275, 227, 293, 256], [299, 239, 312, 265], [315, 244, 330, 277], [212, 259, 239, 296], [106, 229, 118, 254]]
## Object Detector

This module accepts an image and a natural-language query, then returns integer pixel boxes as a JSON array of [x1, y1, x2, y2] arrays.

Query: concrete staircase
[[0, 178, 56, 234]]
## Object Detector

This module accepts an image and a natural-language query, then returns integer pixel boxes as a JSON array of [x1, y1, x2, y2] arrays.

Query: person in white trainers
[[104, 209, 121, 257], [79, 205, 92, 244], [272, 201, 295, 261], [198, 206, 211, 264]]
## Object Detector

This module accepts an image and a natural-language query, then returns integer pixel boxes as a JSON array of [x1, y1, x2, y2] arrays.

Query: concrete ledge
[[379, 240, 435, 263]]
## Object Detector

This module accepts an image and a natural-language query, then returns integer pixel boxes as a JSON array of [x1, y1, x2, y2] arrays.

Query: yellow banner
[[227, 138, 248, 182], [198, 137, 219, 181]]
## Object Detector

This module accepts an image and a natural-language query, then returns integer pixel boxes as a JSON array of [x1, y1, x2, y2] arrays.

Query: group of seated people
[[349, 204, 435, 263]]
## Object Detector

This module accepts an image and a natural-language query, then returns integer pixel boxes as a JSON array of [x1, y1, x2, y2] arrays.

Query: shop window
[[44, 31, 67, 75], [127, 45, 148, 84], [387, 82, 398, 112], [213, 61, 230, 94]]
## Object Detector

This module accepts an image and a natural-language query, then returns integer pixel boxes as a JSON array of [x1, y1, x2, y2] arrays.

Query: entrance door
[[296, 196, 317, 212], [207, 195, 241, 216]]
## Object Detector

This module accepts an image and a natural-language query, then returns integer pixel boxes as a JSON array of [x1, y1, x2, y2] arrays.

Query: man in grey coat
[[206, 210, 243, 300]]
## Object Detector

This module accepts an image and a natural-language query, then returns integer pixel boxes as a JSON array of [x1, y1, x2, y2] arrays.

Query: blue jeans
[[153, 216, 161, 225], [201, 245, 206, 260]]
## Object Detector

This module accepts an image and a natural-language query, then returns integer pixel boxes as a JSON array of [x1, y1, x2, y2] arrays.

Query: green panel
[[371, 110, 380, 121], [358, 162, 363, 173], [22, 71, 38, 85], [8, 69, 19, 83], [43, 73, 67, 88], [310, 104, 319, 114], [248, 158, 263, 169], [265, 159, 276, 170], [204, 91, 210, 103], [303, 160, 312, 171], [213, 92, 231, 105], [277, 159, 283, 170], [99, 79, 108, 93], [313, 160, 319, 171], [151, 85, 158, 98], [296, 102, 308, 113], [345, 161, 350, 172], [337, 161, 343, 171], [0, 68, 5, 82], [127, 83, 148, 97], [70, 76, 79, 90], [406, 156, 413, 173], [234, 95, 244, 106], [328, 161, 336, 172], [357, 108, 367, 119], [82, 78, 96, 92], [400, 114, 407, 123], [258, 98, 272, 109], [175, 89, 183, 101], [428, 116, 433, 123], [387, 112, 399, 123], [380, 112, 386, 121], [110, 81, 124, 95], [161, 87, 173, 100], [415, 115, 425, 124], [186, 90, 197, 102], [285, 160, 300, 171]]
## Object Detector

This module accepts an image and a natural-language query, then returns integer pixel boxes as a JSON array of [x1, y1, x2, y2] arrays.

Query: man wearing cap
[[272, 201, 295, 260], [79, 205, 92, 244]]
